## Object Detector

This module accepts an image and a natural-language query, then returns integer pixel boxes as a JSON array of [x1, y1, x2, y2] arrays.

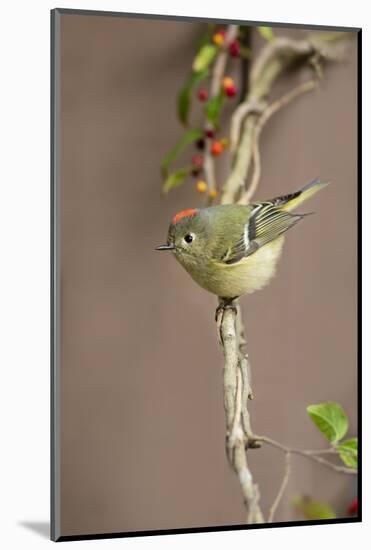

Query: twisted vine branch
[[238, 79, 317, 205], [216, 301, 263, 523], [221, 31, 353, 205], [215, 29, 354, 523]]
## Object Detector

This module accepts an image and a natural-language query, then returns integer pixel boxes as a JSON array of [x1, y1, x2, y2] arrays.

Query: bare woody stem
[[204, 25, 238, 199], [268, 451, 291, 523], [256, 435, 357, 475], [217, 301, 264, 523], [221, 31, 353, 205], [238, 79, 317, 205], [260, 433, 357, 522], [214, 29, 354, 524]]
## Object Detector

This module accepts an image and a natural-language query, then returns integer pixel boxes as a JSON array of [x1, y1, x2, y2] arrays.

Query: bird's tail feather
[[280, 178, 330, 212]]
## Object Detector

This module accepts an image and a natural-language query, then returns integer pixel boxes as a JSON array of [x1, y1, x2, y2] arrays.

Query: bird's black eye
[[184, 233, 194, 244]]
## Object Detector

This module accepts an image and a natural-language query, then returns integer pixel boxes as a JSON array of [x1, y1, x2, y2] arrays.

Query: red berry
[[229, 40, 241, 57], [225, 84, 237, 97], [197, 88, 208, 102], [192, 153, 204, 168], [347, 498, 358, 515], [211, 141, 223, 156], [205, 128, 215, 139]]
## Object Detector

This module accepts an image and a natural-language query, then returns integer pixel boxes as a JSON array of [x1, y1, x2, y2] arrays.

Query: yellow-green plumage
[[157, 180, 328, 298], [193, 235, 286, 298]]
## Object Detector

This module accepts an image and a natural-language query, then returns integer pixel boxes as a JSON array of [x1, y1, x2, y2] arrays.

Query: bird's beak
[[155, 243, 175, 251]]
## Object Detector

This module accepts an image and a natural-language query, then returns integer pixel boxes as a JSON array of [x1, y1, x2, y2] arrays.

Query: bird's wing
[[221, 202, 305, 265]]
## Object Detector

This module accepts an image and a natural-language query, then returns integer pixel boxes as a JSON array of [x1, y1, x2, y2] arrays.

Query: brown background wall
[[59, 13, 357, 536]]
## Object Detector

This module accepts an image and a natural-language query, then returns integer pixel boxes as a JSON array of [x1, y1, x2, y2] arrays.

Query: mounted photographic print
[[51, 8, 361, 542]]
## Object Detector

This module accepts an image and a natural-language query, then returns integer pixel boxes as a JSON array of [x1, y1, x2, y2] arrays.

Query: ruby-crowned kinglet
[[156, 179, 328, 299]]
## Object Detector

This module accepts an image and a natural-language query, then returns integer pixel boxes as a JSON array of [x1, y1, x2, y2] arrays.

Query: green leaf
[[162, 166, 193, 194], [205, 92, 225, 126], [337, 437, 358, 469], [258, 26, 275, 41], [307, 402, 348, 443], [293, 495, 336, 520], [161, 128, 203, 178], [192, 44, 218, 73], [177, 69, 209, 126]]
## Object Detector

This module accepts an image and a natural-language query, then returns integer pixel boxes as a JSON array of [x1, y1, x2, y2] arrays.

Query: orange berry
[[211, 140, 223, 156], [213, 32, 225, 46], [196, 180, 208, 193], [209, 189, 218, 199], [222, 76, 234, 89]]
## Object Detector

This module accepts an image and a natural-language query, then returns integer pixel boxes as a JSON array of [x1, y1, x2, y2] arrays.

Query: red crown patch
[[172, 208, 198, 225]]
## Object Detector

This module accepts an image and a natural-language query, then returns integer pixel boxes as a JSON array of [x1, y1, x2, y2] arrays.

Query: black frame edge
[[50, 7, 61, 543], [356, 28, 362, 524], [55, 517, 361, 542]]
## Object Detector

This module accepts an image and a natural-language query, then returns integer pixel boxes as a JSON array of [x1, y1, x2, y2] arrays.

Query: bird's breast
[[183, 236, 285, 298]]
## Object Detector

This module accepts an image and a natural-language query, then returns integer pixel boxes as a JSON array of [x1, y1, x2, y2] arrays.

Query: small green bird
[[156, 179, 328, 300]]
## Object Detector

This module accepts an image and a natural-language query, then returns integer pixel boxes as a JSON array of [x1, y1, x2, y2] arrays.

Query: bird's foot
[[215, 297, 238, 323]]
